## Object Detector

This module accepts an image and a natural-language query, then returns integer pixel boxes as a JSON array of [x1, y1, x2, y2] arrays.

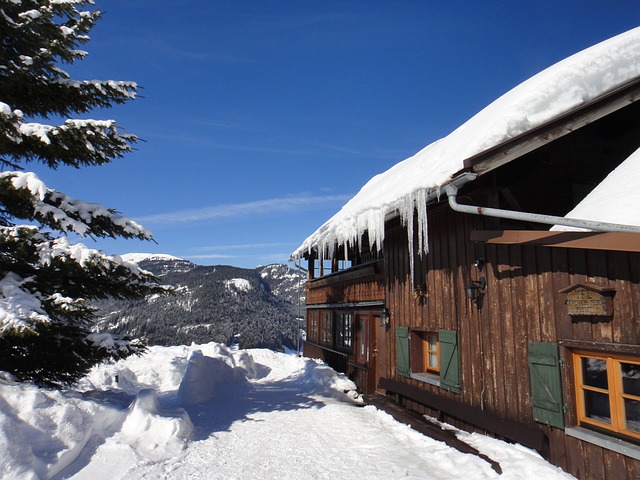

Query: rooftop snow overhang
[[463, 76, 640, 176], [291, 27, 640, 264]]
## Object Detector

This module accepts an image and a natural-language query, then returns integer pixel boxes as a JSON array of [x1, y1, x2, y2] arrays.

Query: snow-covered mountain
[[121, 253, 196, 275], [94, 256, 305, 350]]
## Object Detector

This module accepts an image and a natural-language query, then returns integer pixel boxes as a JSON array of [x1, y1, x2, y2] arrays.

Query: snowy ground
[[0, 343, 574, 480]]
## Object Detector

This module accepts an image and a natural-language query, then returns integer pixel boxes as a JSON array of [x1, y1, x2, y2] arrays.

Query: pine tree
[[0, 0, 165, 386]]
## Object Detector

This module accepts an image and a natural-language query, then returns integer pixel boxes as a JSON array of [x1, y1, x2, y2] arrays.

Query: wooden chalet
[[292, 28, 640, 479]]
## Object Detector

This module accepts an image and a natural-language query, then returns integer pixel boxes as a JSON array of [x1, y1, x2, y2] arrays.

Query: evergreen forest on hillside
[[95, 260, 306, 351]]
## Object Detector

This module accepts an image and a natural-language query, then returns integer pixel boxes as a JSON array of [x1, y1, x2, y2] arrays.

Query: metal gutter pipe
[[443, 172, 640, 233]]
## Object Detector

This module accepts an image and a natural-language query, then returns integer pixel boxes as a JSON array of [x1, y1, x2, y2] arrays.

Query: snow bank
[[177, 347, 247, 405], [291, 27, 640, 262], [0, 379, 123, 479], [0, 342, 354, 479], [0, 342, 574, 479], [119, 389, 193, 461]]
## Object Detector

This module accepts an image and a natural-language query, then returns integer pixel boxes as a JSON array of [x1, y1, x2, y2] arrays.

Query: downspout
[[290, 258, 308, 356], [443, 172, 640, 233]]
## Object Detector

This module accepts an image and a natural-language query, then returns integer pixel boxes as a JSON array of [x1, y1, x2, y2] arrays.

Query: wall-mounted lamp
[[412, 283, 427, 301], [380, 307, 391, 329], [465, 277, 486, 301]]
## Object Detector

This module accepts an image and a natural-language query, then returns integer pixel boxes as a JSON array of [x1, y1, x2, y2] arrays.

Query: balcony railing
[[306, 259, 385, 306]]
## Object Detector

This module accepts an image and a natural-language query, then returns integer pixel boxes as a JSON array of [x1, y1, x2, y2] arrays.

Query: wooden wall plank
[[536, 246, 556, 342], [497, 244, 516, 419], [604, 451, 629, 480], [627, 457, 640, 480], [460, 213, 483, 406], [484, 243, 503, 415], [522, 245, 543, 342], [609, 251, 634, 344], [509, 245, 531, 422], [551, 247, 571, 340], [583, 442, 606, 480]]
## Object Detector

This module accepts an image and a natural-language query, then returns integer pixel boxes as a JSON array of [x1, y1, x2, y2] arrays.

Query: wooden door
[[354, 312, 376, 394]]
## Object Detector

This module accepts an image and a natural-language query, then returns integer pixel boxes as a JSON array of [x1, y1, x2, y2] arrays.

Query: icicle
[[396, 189, 430, 288], [415, 188, 429, 257]]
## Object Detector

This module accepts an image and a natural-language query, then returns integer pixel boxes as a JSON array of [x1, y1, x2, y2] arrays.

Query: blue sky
[[33, 1, 639, 269]]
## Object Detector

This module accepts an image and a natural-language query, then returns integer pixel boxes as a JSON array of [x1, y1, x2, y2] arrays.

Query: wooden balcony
[[306, 260, 385, 305]]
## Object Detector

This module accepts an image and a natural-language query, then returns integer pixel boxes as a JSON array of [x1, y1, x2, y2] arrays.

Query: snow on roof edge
[[291, 26, 640, 262]]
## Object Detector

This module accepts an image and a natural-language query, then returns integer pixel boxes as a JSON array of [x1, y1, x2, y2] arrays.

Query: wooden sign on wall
[[559, 283, 615, 317]]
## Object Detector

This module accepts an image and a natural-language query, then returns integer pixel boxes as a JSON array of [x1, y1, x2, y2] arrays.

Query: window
[[337, 259, 352, 271], [312, 259, 334, 278], [307, 311, 319, 342], [320, 311, 333, 345], [356, 315, 370, 364], [573, 351, 640, 441], [408, 330, 439, 374], [335, 313, 353, 349], [423, 332, 440, 373], [396, 327, 460, 392]]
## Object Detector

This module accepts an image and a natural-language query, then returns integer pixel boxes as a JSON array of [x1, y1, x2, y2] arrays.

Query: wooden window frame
[[320, 311, 334, 346], [307, 311, 319, 342], [573, 350, 640, 442], [410, 329, 440, 375], [423, 332, 440, 374], [356, 315, 369, 364], [335, 312, 353, 350]]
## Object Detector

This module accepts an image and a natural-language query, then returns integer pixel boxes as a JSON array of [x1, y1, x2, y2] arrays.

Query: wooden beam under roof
[[470, 230, 640, 253]]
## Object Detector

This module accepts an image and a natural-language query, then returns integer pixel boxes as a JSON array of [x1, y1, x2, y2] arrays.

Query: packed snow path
[[0, 344, 573, 479]]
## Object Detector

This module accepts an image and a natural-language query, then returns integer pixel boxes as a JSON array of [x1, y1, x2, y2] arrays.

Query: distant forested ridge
[[94, 256, 306, 350]]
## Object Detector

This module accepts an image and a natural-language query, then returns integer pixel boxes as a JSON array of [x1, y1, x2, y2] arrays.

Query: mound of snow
[[119, 389, 193, 461], [177, 347, 247, 405]]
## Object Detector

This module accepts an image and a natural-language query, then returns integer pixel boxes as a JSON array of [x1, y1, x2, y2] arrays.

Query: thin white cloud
[[183, 253, 236, 260], [136, 194, 352, 226], [192, 242, 295, 252]]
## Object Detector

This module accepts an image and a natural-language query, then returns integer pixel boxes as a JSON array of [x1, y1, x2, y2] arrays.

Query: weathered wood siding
[[382, 204, 640, 479]]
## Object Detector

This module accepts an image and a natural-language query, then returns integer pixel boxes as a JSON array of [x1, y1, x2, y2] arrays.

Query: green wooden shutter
[[396, 326, 410, 377], [438, 329, 461, 393], [528, 342, 564, 428]]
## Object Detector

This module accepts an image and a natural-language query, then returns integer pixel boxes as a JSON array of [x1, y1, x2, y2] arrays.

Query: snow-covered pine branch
[[0, 171, 152, 239], [0, 1, 139, 118], [0, 272, 50, 334], [0, 103, 137, 168]]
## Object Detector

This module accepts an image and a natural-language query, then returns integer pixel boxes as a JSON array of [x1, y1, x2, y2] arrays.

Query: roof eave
[[463, 76, 640, 176]]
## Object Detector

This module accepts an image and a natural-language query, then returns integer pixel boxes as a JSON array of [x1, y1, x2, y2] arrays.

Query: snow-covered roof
[[552, 145, 640, 231], [292, 27, 640, 262]]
